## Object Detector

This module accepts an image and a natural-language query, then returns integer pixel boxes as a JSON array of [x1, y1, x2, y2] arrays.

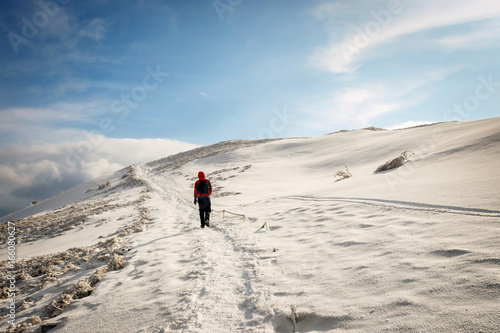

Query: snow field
[[249, 197, 500, 332], [0, 117, 499, 332]]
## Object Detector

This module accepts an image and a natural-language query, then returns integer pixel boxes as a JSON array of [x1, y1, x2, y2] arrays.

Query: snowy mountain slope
[[146, 139, 280, 174], [178, 117, 500, 211], [0, 167, 156, 333], [0, 171, 125, 225], [1, 118, 499, 333]]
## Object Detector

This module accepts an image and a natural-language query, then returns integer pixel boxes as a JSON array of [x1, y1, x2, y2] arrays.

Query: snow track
[[174, 226, 270, 332], [286, 195, 500, 218], [135, 165, 273, 332]]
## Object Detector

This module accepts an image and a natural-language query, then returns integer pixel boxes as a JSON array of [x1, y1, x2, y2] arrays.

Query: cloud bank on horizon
[[0, 0, 499, 216]]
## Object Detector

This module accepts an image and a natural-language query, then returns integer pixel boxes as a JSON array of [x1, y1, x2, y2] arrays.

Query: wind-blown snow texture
[[1, 118, 500, 333]]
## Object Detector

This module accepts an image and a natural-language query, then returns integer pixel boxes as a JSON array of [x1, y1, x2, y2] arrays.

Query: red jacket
[[194, 172, 212, 197]]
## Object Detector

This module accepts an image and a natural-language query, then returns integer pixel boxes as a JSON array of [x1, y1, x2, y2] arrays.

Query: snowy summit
[[1, 118, 500, 333]]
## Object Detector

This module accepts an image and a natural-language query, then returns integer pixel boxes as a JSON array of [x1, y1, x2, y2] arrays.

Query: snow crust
[[1, 118, 499, 332]]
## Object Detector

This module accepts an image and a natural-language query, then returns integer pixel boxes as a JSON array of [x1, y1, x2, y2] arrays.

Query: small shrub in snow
[[88, 267, 108, 286], [123, 173, 143, 187], [108, 253, 125, 271], [1, 287, 11, 300], [44, 267, 109, 319], [97, 237, 123, 253], [98, 181, 111, 190], [137, 195, 151, 203], [71, 280, 94, 298], [107, 203, 151, 238], [291, 305, 299, 332], [375, 151, 415, 173], [30, 316, 42, 326], [47, 293, 73, 318], [334, 164, 353, 182], [19, 298, 35, 310], [5, 315, 42, 333], [65, 263, 80, 272], [41, 275, 58, 288], [18, 270, 31, 282]]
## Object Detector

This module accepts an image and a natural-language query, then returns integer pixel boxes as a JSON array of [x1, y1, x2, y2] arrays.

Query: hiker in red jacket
[[194, 171, 212, 228]]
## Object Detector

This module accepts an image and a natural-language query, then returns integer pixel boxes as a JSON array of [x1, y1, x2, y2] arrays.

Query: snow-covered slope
[[1, 118, 499, 333], [0, 171, 124, 225]]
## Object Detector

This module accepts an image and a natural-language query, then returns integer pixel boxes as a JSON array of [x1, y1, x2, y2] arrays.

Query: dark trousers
[[198, 196, 211, 227]]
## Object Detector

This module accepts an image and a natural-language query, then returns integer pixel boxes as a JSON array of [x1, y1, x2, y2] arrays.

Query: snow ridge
[[146, 139, 279, 174]]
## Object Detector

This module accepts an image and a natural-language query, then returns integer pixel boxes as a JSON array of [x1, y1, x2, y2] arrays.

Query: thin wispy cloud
[[300, 86, 401, 130], [79, 18, 108, 42], [436, 20, 500, 49], [310, 0, 500, 74], [300, 67, 459, 130]]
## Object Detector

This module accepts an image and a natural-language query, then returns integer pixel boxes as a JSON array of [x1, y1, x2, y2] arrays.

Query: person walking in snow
[[194, 171, 212, 228]]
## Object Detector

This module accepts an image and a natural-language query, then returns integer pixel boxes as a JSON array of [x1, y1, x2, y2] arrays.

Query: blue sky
[[1, 0, 500, 216]]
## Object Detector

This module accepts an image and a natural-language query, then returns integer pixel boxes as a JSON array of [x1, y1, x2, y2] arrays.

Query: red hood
[[198, 172, 206, 181]]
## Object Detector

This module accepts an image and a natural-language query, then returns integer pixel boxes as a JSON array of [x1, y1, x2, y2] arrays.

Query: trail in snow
[[285, 195, 500, 218], [134, 165, 274, 332]]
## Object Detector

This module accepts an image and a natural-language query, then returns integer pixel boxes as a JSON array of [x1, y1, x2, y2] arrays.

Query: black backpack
[[197, 180, 211, 195]]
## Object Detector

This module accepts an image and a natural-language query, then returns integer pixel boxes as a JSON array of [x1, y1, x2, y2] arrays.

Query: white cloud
[[310, 0, 500, 74], [0, 103, 198, 216], [307, 2, 343, 20], [0, 103, 109, 144], [300, 67, 457, 130], [303, 85, 402, 128], [0, 136, 198, 217], [385, 120, 436, 130], [85, 137, 200, 166], [79, 18, 108, 42], [80, 158, 123, 179], [37, 6, 77, 44], [436, 20, 500, 49], [56, 135, 200, 178]]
